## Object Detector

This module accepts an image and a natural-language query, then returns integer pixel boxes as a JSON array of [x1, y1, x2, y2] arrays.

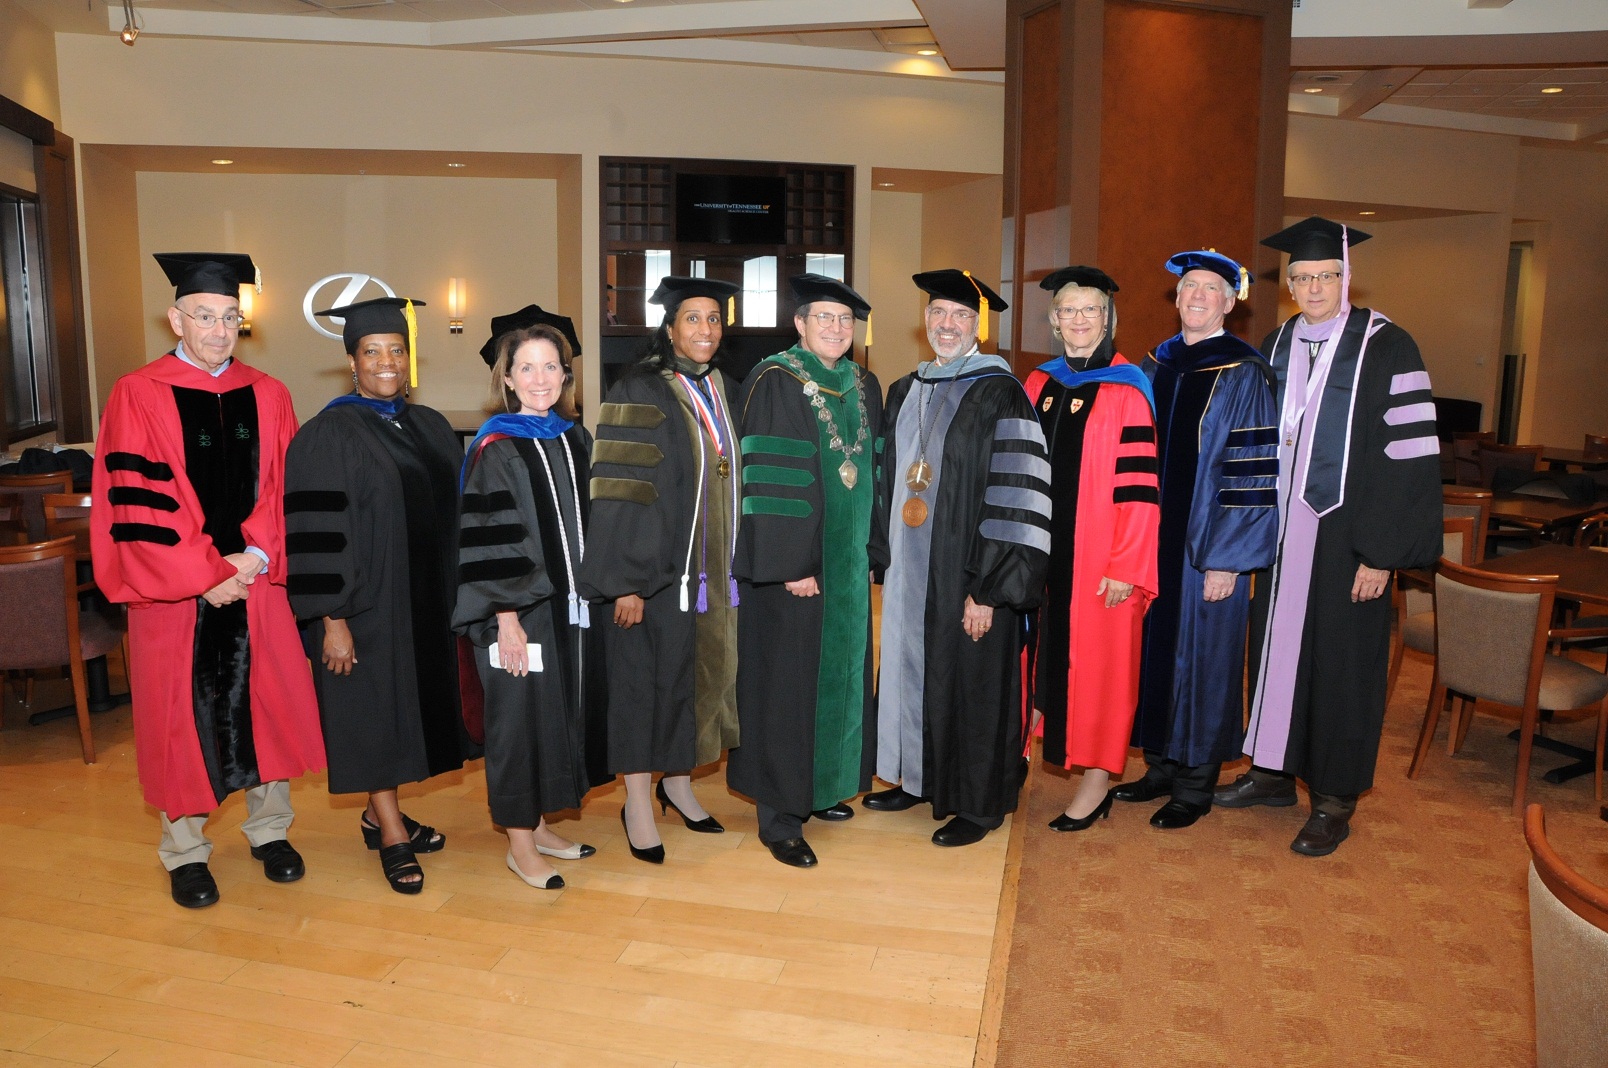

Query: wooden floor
[[0, 656, 1012, 1068]]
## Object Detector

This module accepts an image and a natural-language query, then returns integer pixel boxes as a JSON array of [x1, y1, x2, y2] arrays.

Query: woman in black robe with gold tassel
[[286, 297, 467, 895], [454, 317, 609, 891]]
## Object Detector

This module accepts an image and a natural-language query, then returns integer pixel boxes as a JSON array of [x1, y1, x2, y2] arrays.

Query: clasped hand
[[202, 552, 263, 607]]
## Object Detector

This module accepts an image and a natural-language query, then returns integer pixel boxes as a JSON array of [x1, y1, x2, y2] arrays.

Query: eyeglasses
[[177, 307, 245, 330], [1053, 304, 1105, 320], [925, 305, 977, 324], [806, 312, 856, 329], [1289, 271, 1342, 287]]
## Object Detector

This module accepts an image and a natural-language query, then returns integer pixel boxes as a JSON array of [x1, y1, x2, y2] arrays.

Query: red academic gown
[[1026, 355, 1159, 775], [91, 354, 324, 817]]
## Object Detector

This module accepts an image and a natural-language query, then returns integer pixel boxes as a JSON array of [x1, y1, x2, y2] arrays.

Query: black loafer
[[169, 862, 219, 908], [1149, 798, 1211, 829], [764, 837, 818, 868], [1111, 776, 1171, 803], [1212, 773, 1297, 809], [862, 786, 927, 811], [249, 839, 306, 883], [811, 803, 854, 822], [1290, 812, 1351, 857], [931, 816, 990, 847]]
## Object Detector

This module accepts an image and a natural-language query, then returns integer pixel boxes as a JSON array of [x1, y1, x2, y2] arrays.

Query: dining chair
[[42, 492, 94, 585], [0, 471, 74, 542], [1477, 441, 1543, 490], [1524, 804, 1608, 1068], [1451, 430, 1495, 486], [1408, 559, 1608, 815], [1387, 515, 1478, 701], [0, 536, 125, 763], [1443, 486, 1493, 544]]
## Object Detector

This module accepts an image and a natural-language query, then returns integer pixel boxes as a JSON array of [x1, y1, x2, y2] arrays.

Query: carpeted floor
[[991, 651, 1607, 1067]]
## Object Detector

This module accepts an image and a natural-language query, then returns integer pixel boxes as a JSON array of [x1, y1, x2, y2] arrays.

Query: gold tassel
[[1237, 267, 1250, 302], [403, 299, 418, 389], [865, 311, 873, 348], [964, 270, 988, 343], [727, 294, 735, 326]]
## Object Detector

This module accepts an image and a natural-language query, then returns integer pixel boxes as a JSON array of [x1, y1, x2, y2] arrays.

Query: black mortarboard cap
[[154, 252, 256, 299], [314, 296, 427, 354], [1260, 216, 1371, 263], [788, 273, 871, 319], [478, 304, 582, 368], [649, 276, 741, 311], [1165, 249, 1251, 299], [912, 269, 1009, 314], [1038, 266, 1119, 296]]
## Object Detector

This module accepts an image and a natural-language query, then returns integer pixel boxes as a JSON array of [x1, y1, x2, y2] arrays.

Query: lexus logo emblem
[[303, 273, 397, 341]]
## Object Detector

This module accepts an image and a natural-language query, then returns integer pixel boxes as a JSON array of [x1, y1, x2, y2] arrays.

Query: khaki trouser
[[157, 780, 294, 871]]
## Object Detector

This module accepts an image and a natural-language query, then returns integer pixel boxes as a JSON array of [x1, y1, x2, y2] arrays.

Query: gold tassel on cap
[[865, 311, 873, 348], [1237, 267, 1250, 302], [963, 270, 989, 343], [727, 294, 735, 326], [403, 299, 419, 389]]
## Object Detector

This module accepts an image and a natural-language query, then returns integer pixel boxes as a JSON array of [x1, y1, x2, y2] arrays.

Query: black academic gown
[[454, 429, 611, 824], [1245, 310, 1442, 797], [577, 364, 742, 773], [285, 400, 469, 795], [875, 361, 1051, 822], [727, 352, 882, 820]]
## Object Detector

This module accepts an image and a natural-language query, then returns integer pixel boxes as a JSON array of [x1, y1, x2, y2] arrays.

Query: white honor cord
[[680, 420, 705, 613], [533, 434, 589, 628]]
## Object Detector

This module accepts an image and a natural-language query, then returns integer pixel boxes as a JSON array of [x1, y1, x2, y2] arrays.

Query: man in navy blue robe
[[1117, 250, 1278, 829]]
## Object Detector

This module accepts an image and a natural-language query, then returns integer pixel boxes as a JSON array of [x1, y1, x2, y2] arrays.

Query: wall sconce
[[448, 277, 466, 334], [237, 283, 255, 337], [120, 0, 140, 45]]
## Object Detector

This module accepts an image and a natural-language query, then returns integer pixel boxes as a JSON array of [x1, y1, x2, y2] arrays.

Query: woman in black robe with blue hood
[[454, 307, 609, 891], [286, 297, 467, 895]]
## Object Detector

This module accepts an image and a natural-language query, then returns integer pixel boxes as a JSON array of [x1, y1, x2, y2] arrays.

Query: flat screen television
[[676, 173, 787, 245]]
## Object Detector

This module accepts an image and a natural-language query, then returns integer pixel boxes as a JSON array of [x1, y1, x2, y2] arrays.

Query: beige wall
[[79, 145, 144, 412], [0, 0, 61, 127], [129, 171, 559, 421], [1513, 145, 1608, 445], [867, 190, 924, 384]]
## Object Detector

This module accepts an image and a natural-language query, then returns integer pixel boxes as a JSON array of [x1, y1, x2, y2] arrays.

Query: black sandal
[[361, 812, 445, 853], [378, 842, 424, 895]]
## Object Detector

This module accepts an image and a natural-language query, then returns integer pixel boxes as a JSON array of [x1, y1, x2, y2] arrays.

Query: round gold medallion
[[905, 459, 933, 492], [902, 497, 929, 527], [717, 457, 731, 478]]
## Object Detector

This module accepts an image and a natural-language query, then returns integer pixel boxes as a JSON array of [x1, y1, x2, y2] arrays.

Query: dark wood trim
[[0, 95, 52, 146], [37, 130, 92, 442]]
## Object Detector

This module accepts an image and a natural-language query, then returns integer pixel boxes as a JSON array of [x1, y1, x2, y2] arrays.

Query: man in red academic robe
[[91, 252, 325, 908]]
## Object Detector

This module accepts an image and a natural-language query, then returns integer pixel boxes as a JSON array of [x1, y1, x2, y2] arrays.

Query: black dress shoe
[[1111, 776, 1171, 803], [811, 802, 854, 821], [1149, 798, 1211, 829], [861, 786, 927, 811], [1290, 811, 1351, 857], [1048, 792, 1113, 832], [764, 837, 818, 868], [655, 778, 724, 833], [620, 809, 665, 864], [169, 862, 219, 908], [249, 839, 305, 883], [931, 816, 990, 847], [1212, 772, 1297, 809]]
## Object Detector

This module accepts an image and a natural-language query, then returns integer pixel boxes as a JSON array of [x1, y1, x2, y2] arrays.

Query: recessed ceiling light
[[1303, 88, 1324, 94], [1358, 210, 1376, 216], [211, 159, 234, 165], [1541, 86, 1564, 94], [917, 49, 938, 56], [877, 182, 895, 188], [447, 163, 467, 168]]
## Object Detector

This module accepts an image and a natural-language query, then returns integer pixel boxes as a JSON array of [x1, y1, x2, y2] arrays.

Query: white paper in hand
[[487, 641, 543, 672]]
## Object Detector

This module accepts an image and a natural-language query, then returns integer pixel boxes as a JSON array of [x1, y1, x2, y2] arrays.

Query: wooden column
[[36, 129, 91, 443], [1001, 0, 1290, 375]]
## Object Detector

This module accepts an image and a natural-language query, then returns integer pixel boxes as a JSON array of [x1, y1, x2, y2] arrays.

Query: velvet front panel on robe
[[1134, 335, 1278, 767], [285, 401, 469, 796], [1244, 313, 1443, 795], [453, 430, 611, 824], [728, 351, 881, 817], [876, 366, 1051, 820], [577, 367, 741, 773], [91, 354, 324, 817], [1026, 355, 1160, 776]]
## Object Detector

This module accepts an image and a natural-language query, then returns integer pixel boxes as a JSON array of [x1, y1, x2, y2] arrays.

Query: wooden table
[[1480, 543, 1608, 608], [1488, 493, 1604, 540], [1540, 446, 1608, 472]]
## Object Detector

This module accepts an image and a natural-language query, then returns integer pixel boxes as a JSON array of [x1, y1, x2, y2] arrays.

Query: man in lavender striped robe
[[1215, 217, 1442, 857]]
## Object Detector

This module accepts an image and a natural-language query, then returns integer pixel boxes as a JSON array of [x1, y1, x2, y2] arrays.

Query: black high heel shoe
[[620, 808, 665, 864], [655, 778, 725, 833], [1048, 792, 1113, 832]]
